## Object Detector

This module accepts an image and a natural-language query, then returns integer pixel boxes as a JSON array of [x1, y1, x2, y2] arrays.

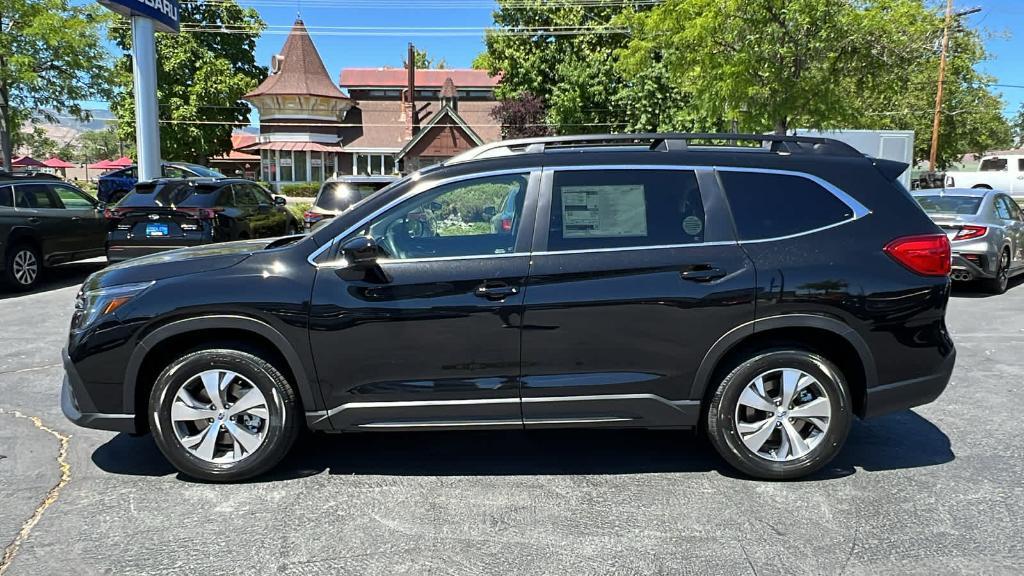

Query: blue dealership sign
[[98, 0, 181, 34]]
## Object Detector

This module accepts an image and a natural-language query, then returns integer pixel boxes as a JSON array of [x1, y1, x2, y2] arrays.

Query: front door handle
[[26, 217, 41, 225], [475, 282, 518, 301], [680, 266, 727, 282]]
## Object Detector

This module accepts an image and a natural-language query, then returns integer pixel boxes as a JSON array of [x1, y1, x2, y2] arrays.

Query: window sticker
[[682, 215, 703, 235], [562, 185, 648, 238]]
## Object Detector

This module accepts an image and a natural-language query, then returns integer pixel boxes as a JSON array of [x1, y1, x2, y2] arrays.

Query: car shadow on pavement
[[950, 275, 1024, 299], [91, 409, 952, 482], [0, 260, 106, 300]]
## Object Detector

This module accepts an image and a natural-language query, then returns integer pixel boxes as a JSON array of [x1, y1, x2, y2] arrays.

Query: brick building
[[241, 19, 500, 187]]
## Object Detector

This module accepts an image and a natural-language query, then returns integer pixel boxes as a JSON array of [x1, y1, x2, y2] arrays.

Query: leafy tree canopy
[[405, 47, 447, 70], [109, 0, 266, 164], [0, 0, 112, 170]]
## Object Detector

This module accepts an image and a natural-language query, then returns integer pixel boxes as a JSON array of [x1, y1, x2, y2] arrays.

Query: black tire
[[149, 348, 300, 482], [706, 349, 852, 480], [3, 243, 42, 291], [984, 248, 1010, 295]]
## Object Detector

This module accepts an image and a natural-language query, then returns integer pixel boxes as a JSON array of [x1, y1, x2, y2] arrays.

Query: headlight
[[73, 281, 154, 330]]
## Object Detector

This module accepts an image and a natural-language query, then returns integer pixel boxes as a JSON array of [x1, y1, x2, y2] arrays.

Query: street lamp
[[928, 3, 982, 172]]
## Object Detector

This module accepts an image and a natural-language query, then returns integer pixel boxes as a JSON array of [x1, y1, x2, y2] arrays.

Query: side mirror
[[483, 206, 497, 217], [341, 236, 384, 267], [273, 195, 287, 207]]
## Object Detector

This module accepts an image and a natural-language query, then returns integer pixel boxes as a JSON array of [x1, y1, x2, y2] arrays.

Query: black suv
[[105, 178, 301, 262], [61, 134, 955, 481], [1, 177, 107, 290]]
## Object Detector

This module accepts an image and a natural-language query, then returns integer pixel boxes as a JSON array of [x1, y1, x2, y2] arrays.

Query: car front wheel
[[706, 349, 852, 480], [149, 348, 300, 482]]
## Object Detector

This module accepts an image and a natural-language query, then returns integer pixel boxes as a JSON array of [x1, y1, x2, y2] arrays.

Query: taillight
[[884, 234, 951, 276], [500, 217, 512, 232], [303, 210, 324, 222], [103, 208, 123, 220], [953, 225, 987, 241]]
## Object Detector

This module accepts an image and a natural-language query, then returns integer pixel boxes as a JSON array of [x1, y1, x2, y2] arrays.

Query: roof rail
[[444, 133, 864, 165]]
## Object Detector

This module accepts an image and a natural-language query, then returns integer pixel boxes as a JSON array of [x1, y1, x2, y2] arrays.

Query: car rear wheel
[[984, 249, 1010, 295], [4, 244, 41, 291], [706, 349, 852, 480], [149, 348, 300, 482]]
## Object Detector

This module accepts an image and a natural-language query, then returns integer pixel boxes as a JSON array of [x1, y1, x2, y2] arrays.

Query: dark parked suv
[[61, 134, 955, 481], [1, 177, 107, 290], [105, 178, 301, 262]]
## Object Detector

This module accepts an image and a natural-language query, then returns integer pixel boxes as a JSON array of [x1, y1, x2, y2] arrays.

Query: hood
[[84, 239, 280, 290]]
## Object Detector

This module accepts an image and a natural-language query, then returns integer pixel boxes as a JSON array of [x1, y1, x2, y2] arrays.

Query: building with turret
[[241, 19, 500, 188]]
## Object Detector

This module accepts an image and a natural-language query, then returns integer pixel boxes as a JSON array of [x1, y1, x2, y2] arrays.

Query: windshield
[[181, 164, 224, 178], [979, 158, 1007, 172], [315, 177, 408, 212], [915, 195, 983, 215], [116, 181, 217, 208]]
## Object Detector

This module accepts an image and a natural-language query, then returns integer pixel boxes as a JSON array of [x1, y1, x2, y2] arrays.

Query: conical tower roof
[[245, 19, 348, 99]]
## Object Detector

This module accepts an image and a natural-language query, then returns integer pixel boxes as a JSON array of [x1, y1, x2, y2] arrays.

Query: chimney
[[403, 42, 418, 139]]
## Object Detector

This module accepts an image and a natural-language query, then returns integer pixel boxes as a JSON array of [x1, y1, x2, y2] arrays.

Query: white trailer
[[793, 129, 915, 190]]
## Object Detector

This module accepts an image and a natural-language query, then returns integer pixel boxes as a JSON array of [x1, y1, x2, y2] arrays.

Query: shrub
[[279, 182, 320, 197]]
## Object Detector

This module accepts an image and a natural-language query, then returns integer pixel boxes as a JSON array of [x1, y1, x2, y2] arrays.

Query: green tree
[[13, 125, 57, 158], [405, 47, 447, 70], [70, 126, 128, 163], [1011, 103, 1024, 148], [0, 0, 112, 170], [476, 0, 690, 134], [109, 0, 266, 164]]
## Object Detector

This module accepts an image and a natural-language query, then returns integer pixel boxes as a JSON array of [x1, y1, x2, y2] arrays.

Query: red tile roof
[[212, 133, 261, 161], [238, 141, 344, 152], [339, 68, 500, 89], [245, 20, 349, 100]]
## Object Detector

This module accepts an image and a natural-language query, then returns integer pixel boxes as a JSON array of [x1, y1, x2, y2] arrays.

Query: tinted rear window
[[116, 182, 219, 207], [915, 195, 983, 215], [179, 164, 224, 178], [315, 182, 383, 212], [979, 158, 1007, 172], [720, 171, 854, 240]]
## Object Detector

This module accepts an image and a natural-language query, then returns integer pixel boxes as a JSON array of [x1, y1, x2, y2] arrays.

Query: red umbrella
[[88, 159, 116, 170], [12, 156, 46, 168], [43, 157, 75, 169], [109, 156, 134, 167]]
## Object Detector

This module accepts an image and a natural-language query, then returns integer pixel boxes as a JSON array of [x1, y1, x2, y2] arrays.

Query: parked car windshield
[[915, 195, 983, 215], [178, 164, 224, 178], [116, 181, 218, 208], [315, 182, 383, 212]]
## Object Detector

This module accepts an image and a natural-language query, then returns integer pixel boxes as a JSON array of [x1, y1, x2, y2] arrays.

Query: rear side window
[[980, 158, 1007, 171], [547, 169, 705, 251], [13, 184, 60, 209], [0, 186, 11, 207], [719, 171, 854, 241]]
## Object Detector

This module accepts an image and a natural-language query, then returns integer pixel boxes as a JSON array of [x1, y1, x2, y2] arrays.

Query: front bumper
[[61, 348, 136, 433], [862, 347, 955, 418]]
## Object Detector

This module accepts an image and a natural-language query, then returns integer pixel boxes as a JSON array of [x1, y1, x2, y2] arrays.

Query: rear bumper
[[950, 253, 994, 281], [862, 347, 955, 418], [61, 347, 136, 433]]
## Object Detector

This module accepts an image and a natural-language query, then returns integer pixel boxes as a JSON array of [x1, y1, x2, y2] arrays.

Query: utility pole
[[929, 3, 981, 171]]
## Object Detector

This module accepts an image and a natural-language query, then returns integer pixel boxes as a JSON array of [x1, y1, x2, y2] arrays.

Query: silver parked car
[[912, 188, 1024, 293]]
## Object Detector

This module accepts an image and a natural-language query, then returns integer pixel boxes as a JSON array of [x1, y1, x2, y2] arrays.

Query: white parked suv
[[945, 154, 1024, 194]]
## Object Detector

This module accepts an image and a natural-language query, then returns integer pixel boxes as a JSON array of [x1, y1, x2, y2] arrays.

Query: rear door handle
[[26, 217, 41, 225], [680, 266, 727, 282], [475, 282, 518, 301]]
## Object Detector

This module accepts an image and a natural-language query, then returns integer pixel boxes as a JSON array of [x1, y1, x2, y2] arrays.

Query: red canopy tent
[[11, 156, 46, 168], [43, 157, 75, 169], [87, 159, 116, 170], [109, 156, 133, 167]]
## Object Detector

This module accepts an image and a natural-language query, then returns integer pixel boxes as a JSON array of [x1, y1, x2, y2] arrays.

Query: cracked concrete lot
[[1, 261, 1022, 575]]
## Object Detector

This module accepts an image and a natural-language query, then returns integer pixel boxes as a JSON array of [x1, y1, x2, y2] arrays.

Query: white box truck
[[793, 129, 915, 190]]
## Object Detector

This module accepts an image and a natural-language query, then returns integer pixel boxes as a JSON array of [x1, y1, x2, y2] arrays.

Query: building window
[[280, 151, 293, 181], [354, 153, 398, 176], [311, 152, 324, 182], [294, 150, 308, 182]]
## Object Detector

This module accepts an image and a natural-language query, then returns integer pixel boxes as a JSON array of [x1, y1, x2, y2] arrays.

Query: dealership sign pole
[[98, 0, 180, 181]]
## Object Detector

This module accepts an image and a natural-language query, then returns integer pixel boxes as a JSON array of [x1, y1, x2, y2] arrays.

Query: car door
[[49, 183, 107, 258], [250, 184, 289, 235], [996, 195, 1024, 267], [231, 183, 260, 238], [11, 183, 68, 261], [1015, 158, 1024, 195], [519, 166, 756, 428], [308, 170, 539, 430]]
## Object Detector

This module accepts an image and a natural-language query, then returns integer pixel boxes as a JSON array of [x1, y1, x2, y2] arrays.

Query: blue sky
[[86, 0, 1024, 120]]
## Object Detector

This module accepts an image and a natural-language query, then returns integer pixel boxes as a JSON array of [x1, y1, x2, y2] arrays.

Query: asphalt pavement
[[0, 261, 1021, 575]]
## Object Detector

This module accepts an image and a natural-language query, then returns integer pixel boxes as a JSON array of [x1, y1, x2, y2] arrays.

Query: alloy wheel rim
[[170, 369, 270, 464], [12, 250, 38, 286], [734, 368, 832, 462]]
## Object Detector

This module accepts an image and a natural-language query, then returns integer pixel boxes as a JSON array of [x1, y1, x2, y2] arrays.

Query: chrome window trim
[[307, 163, 872, 266], [307, 167, 539, 268]]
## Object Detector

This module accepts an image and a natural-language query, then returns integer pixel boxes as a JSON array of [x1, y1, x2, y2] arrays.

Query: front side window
[[51, 185, 96, 209], [357, 173, 529, 260], [234, 185, 259, 207], [546, 169, 705, 252], [719, 171, 854, 241]]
